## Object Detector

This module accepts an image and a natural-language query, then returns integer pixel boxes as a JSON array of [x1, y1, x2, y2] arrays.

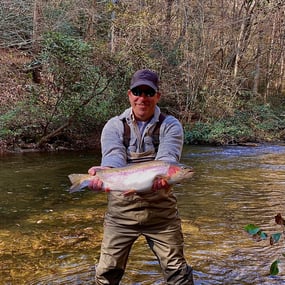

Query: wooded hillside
[[1, 0, 284, 151]]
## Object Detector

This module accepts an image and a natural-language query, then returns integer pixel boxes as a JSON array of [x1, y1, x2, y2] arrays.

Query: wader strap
[[123, 113, 166, 150]]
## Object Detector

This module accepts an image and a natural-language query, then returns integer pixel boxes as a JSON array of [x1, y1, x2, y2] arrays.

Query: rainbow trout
[[68, 160, 194, 194]]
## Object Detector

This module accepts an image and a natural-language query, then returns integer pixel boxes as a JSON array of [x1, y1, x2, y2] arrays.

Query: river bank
[[1, 133, 282, 155], [0, 132, 102, 155]]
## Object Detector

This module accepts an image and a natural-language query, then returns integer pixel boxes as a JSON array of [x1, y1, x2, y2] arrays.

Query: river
[[1, 144, 285, 285]]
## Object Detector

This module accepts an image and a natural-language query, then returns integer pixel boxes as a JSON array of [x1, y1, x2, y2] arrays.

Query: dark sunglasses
[[131, 87, 156, 97]]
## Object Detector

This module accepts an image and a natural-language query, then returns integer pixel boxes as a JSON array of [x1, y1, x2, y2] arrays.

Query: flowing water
[[1, 144, 285, 285]]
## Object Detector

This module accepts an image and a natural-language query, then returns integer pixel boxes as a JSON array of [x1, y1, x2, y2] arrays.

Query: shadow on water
[[1, 145, 285, 284]]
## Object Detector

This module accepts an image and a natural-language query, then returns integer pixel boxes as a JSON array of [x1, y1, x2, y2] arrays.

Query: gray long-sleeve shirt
[[99, 106, 184, 225], [100, 106, 184, 167]]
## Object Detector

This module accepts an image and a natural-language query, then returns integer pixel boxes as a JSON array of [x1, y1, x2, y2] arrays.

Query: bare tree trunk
[[265, 13, 276, 101], [110, 0, 119, 53], [85, 0, 97, 40], [279, 53, 285, 94], [233, 0, 256, 78], [276, 8, 285, 94], [253, 30, 262, 97], [32, 0, 43, 83], [165, 0, 174, 38], [32, 0, 43, 54]]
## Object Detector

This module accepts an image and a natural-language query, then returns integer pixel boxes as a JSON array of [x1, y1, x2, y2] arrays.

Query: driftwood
[[36, 120, 71, 148]]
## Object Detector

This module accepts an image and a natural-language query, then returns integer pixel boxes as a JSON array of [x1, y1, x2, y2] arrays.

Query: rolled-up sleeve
[[155, 116, 184, 163]]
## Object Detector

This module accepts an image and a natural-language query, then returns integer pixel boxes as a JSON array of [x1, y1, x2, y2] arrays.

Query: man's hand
[[87, 166, 110, 191], [152, 177, 169, 191], [88, 166, 109, 176], [88, 177, 104, 191]]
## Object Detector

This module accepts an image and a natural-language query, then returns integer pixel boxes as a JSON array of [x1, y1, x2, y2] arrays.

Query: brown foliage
[[0, 49, 32, 107]]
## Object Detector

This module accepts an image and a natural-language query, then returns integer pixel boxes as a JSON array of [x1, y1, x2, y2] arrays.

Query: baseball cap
[[130, 69, 159, 91]]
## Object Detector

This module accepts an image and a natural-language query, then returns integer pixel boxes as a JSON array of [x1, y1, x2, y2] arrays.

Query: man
[[88, 69, 194, 284]]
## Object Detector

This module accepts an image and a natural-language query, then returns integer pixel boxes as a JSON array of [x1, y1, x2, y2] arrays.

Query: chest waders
[[95, 113, 194, 285], [123, 113, 166, 153]]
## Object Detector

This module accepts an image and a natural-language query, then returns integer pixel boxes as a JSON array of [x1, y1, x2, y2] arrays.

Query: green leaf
[[270, 233, 282, 245], [244, 224, 267, 240], [270, 260, 280, 276], [244, 224, 260, 235], [259, 231, 268, 240]]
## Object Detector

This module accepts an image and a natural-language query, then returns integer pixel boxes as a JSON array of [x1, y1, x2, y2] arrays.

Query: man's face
[[128, 85, 161, 121]]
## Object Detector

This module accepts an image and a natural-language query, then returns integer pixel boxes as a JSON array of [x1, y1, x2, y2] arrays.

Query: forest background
[[0, 0, 284, 153]]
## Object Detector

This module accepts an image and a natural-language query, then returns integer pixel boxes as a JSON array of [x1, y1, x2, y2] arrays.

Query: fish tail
[[68, 174, 85, 193], [69, 183, 82, 193]]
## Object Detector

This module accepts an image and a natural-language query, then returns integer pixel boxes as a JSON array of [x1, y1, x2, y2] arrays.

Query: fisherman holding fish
[[87, 69, 194, 284]]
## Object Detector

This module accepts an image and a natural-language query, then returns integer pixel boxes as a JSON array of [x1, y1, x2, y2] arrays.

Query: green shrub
[[184, 103, 284, 145]]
